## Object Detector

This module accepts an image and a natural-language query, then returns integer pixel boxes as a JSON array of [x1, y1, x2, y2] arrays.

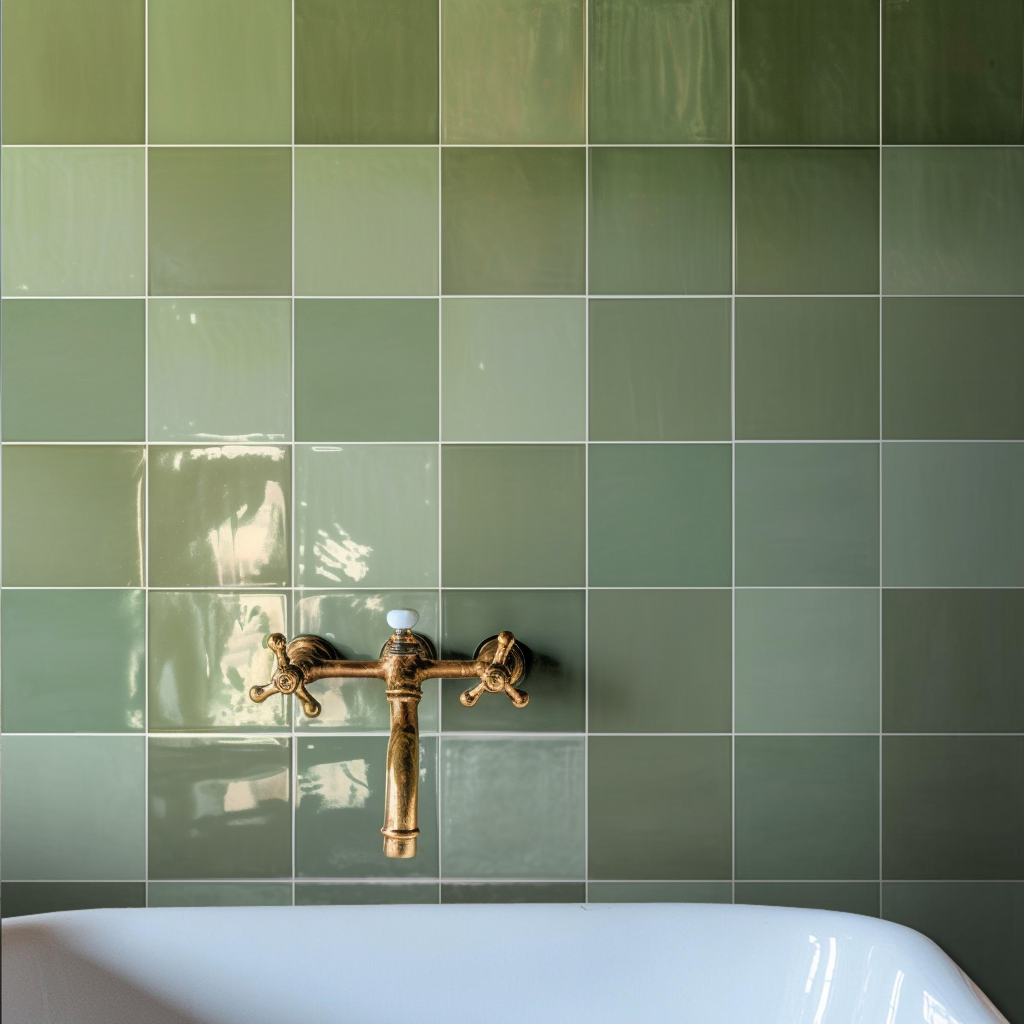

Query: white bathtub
[[1, 903, 1009, 1023]]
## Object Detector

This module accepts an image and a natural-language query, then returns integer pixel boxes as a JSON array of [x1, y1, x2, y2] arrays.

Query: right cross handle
[[459, 630, 530, 709]]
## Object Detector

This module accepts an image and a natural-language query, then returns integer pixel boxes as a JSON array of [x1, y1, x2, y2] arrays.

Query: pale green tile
[[297, 882, 440, 905], [1, 883, 145, 919], [148, 882, 292, 907], [736, 882, 879, 917], [588, 882, 732, 904], [442, 883, 585, 903]]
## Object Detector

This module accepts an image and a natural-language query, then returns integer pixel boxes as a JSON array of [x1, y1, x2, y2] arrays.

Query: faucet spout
[[381, 679, 420, 858]]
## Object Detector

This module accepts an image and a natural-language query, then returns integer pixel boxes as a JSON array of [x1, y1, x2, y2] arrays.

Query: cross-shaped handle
[[249, 632, 325, 718], [459, 630, 530, 709]]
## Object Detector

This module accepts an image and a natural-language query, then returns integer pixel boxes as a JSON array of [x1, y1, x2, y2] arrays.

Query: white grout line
[[583, 0, 591, 905], [142, 0, 150, 910]]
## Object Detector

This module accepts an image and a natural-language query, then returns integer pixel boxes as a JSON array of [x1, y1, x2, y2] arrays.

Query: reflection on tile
[[735, 882, 879, 918], [1, 736, 145, 880], [297, 882, 440, 905], [148, 882, 292, 907], [1, 883, 146, 919], [148, 446, 290, 587], [442, 883, 585, 904], [2, 590, 145, 733], [588, 882, 732, 904], [148, 737, 291, 879]]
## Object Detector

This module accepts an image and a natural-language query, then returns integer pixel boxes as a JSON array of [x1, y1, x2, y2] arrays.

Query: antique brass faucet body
[[249, 609, 530, 859]]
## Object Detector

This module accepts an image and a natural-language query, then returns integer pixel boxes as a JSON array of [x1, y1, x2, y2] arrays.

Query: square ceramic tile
[[148, 446, 290, 587], [587, 882, 732, 904], [2, 590, 145, 733], [2, 445, 145, 586], [441, 148, 586, 295], [589, 444, 732, 587], [589, 147, 732, 295], [735, 443, 879, 586], [295, 300, 438, 442], [588, 299, 731, 441], [148, 883, 292, 907], [297, 883, 440, 905], [589, 0, 730, 143], [1, 148, 145, 296], [588, 590, 731, 733], [1, 736, 145, 880], [149, 299, 291, 443], [1, 883, 146, 919], [441, 299, 585, 441], [735, 882, 879, 918], [148, 147, 291, 296], [295, 149, 439, 296], [295, 445, 438, 589], [736, 148, 879, 295], [442, 883, 585, 903], [1, 299, 145, 441]]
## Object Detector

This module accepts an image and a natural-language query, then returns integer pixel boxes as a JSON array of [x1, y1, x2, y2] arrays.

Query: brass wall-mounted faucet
[[249, 609, 530, 859]]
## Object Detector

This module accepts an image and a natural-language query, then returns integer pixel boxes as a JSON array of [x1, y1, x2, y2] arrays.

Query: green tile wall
[[1, 2, 1021, 1016]]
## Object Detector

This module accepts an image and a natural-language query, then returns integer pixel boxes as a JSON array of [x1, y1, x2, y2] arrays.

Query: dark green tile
[[882, 298, 1024, 440], [442, 445, 585, 587], [589, 0, 730, 143], [735, 882, 879, 917], [883, 589, 1024, 734], [883, 0, 1024, 144], [587, 882, 732, 904], [736, 0, 878, 144], [882, 148, 1024, 295], [882, 737, 1024, 880], [1, 0, 144, 143], [882, 443, 1024, 586], [589, 147, 732, 296], [148, 148, 291, 296], [2, 445, 145, 587], [148, 737, 292, 880], [298, 882, 440, 905], [589, 444, 732, 587], [148, 883, 292, 907], [441, 148, 586, 295], [735, 589, 879, 734], [736, 148, 879, 295], [295, 0, 438, 144], [589, 299, 731, 441], [735, 736, 879, 880], [588, 590, 731, 733], [735, 298, 879, 440], [443, 0, 584, 144], [735, 443, 880, 586], [148, 445, 290, 587], [589, 737, 732, 880], [2, 590, 145, 733], [441, 590, 585, 733], [1, 300, 144, 441], [442, 883, 585, 904], [1, 883, 145, 919]]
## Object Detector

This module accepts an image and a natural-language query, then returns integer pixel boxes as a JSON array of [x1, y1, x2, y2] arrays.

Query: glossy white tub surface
[[1, 902, 1009, 1024]]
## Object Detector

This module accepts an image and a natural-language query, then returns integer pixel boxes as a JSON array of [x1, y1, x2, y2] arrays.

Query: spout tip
[[383, 835, 417, 859]]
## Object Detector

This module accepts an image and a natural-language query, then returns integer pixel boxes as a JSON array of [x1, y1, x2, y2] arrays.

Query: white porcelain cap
[[386, 608, 419, 631]]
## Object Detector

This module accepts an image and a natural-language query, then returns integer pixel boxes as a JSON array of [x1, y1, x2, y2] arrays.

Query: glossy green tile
[[589, 737, 732, 880], [441, 445, 584, 587], [589, 444, 732, 587], [297, 737, 438, 877], [148, 883, 292, 907], [297, 882, 440, 905], [588, 299, 731, 441], [883, 589, 1024, 734], [735, 737, 879, 880], [441, 738, 585, 879], [1, 300, 144, 441], [1, 883, 144, 919], [883, 0, 1024, 144], [736, 148, 879, 295], [882, 148, 1024, 295], [735, 298, 879, 441], [1, 148, 144, 296], [735, 589, 879, 734], [2, 590, 145, 733], [295, 445, 437, 588], [589, 148, 732, 295], [736, 0, 878, 144], [882, 737, 1024, 880], [1, 736, 145, 880], [2, 445, 145, 587], [442, 883, 585, 904], [295, 0, 438, 144], [588, 590, 731, 733], [735, 883, 879, 918], [148, 737, 291, 879], [295, 300, 437, 442], [882, 299, 1024, 440], [149, 591, 289, 731], [149, 0, 290, 143], [589, 0, 730, 144], [587, 882, 732, 904], [148, 446, 290, 587], [149, 300, 291, 443], [441, 148, 586, 295], [442, 0, 584, 144], [442, 299, 585, 441], [148, 148, 291, 296], [295, 148, 439, 296], [1, 0, 144, 143], [882, 443, 1024, 586], [735, 443, 879, 586], [441, 590, 585, 732]]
